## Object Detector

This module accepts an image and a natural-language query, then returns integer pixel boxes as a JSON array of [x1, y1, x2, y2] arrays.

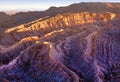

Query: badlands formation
[[0, 2, 120, 82]]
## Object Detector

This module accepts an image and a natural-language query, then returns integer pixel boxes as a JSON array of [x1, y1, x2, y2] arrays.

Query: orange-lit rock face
[[100, 12, 116, 22], [27, 12, 117, 32], [7, 12, 116, 33], [106, 3, 120, 8], [1, 12, 118, 46]]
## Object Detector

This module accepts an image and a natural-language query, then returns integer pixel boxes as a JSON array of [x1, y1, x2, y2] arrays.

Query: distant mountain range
[[0, 2, 120, 28]]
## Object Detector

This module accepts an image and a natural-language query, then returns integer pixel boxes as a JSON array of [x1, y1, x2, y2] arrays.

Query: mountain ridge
[[1, 12, 118, 46], [0, 2, 120, 28], [0, 2, 120, 35]]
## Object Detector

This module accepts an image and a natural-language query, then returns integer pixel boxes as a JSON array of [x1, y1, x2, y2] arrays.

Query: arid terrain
[[0, 2, 120, 82]]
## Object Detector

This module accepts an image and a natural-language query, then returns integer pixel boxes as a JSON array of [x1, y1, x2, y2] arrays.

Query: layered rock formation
[[0, 12, 118, 46], [0, 2, 120, 82]]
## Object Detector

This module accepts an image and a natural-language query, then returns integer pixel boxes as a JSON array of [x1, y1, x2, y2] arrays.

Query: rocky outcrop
[[0, 12, 118, 46]]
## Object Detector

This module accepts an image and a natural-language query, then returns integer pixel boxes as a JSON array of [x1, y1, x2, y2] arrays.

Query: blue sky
[[0, 0, 120, 11]]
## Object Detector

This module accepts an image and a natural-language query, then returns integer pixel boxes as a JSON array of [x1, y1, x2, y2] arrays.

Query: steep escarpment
[[0, 12, 118, 46]]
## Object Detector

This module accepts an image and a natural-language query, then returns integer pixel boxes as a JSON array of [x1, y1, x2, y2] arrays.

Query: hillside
[[0, 2, 120, 82]]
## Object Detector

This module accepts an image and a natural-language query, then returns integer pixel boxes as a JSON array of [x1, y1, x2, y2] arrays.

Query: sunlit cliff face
[[28, 12, 116, 31], [1, 12, 118, 46], [100, 12, 116, 22], [106, 3, 120, 8], [5, 12, 116, 34]]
